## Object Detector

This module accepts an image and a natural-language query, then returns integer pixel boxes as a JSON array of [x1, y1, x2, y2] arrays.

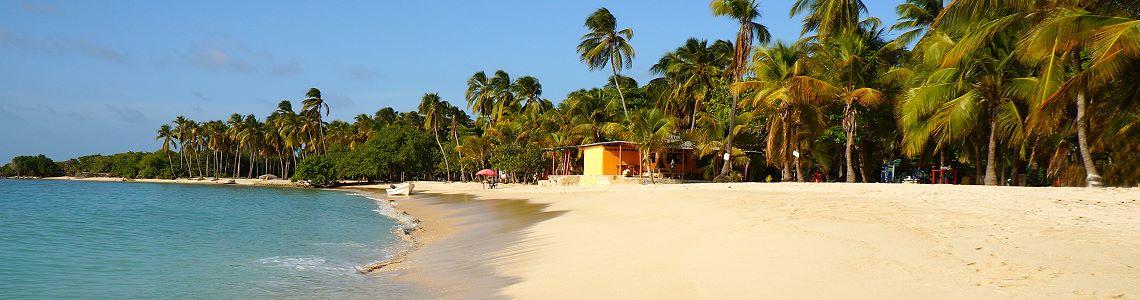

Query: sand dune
[[389, 182, 1140, 299]]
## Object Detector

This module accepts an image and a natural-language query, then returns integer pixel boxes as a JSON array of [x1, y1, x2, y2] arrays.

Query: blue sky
[[0, 0, 901, 161]]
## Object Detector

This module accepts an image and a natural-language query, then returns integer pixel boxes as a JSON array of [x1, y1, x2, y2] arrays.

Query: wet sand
[[347, 187, 560, 299]]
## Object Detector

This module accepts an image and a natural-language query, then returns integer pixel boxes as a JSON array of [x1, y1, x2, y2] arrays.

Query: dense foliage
[[8, 1, 1139, 187], [3, 155, 63, 177]]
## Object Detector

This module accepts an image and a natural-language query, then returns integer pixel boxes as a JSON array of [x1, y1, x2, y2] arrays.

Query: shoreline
[[19, 177, 1140, 298], [345, 184, 559, 299]]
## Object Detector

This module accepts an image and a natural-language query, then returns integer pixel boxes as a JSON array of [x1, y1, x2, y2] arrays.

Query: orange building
[[577, 141, 696, 179]]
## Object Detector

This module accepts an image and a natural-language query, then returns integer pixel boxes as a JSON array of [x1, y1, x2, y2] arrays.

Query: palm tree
[[226, 113, 244, 178], [736, 42, 831, 181], [604, 109, 677, 183], [512, 76, 546, 116], [898, 33, 1029, 185], [301, 88, 329, 154], [564, 89, 622, 144], [444, 103, 471, 181], [650, 38, 734, 130], [890, 0, 943, 45], [240, 114, 262, 178], [1016, 7, 1140, 186], [419, 93, 452, 182], [155, 124, 177, 178], [578, 7, 636, 123], [465, 71, 495, 123], [711, 0, 771, 180], [790, 0, 867, 41], [817, 32, 896, 182], [490, 70, 518, 123]]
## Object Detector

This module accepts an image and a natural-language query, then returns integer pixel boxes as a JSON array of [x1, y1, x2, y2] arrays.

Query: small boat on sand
[[386, 182, 414, 196]]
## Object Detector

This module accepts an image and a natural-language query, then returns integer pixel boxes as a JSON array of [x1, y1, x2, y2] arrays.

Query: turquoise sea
[[0, 179, 409, 299]]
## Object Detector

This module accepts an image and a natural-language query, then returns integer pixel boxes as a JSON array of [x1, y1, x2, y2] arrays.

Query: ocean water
[[0, 179, 410, 299]]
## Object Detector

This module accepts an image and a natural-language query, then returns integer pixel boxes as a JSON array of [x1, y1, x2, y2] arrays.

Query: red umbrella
[[475, 169, 497, 177]]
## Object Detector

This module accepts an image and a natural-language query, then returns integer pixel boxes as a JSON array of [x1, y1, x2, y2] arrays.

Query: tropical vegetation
[[5, 1, 1138, 188]]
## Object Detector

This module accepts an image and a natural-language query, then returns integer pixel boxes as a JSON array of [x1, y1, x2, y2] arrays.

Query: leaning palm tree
[[419, 93, 452, 182], [444, 103, 471, 181], [155, 124, 177, 178], [1015, 7, 1140, 187], [578, 7, 635, 123], [301, 88, 329, 154], [711, 0, 770, 180]]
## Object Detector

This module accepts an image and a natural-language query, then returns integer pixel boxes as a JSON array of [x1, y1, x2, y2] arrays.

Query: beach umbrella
[[475, 169, 497, 177]]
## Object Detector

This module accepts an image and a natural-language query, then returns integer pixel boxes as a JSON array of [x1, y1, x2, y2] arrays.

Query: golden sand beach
[[354, 182, 1140, 299]]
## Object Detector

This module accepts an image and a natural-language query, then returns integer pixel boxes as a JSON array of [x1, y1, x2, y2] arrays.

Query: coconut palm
[[512, 76, 546, 116], [155, 124, 177, 178], [898, 30, 1030, 186], [443, 103, 473, 181], [226, 114, 245, 178], [735, 42, 831, 181], [711, 0, 771, 180], [603, 109, 677, 183], [564, 89, 622, 144], [816, 31, 897, 182], [465, 71, 495, 123], [489, 70, 518, 123], [650, 38, 734, 130], [790, 0, 868, 41], [419, 93, 453, 181], [239, 114, 262, 178], [301, 88, 329, 154], [578, 7, 635, 123], [1015, 8, 1140, 187], [890, 0, 943, 45]]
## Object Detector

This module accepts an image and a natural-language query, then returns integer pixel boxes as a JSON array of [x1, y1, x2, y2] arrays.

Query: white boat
[[386, 182, 414, 196]]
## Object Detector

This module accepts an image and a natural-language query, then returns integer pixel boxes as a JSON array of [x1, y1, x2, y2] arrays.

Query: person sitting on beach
[[622, 167, 632, 177]]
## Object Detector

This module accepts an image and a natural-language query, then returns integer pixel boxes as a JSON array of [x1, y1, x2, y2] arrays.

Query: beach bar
[[544, 141, 695, 186]]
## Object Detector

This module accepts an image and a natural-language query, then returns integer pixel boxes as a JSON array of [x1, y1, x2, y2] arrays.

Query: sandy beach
[[37, 177, 1140, 298], [354, 181, 1140, 299]]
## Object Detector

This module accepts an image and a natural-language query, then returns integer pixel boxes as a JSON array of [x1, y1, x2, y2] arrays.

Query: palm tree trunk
[[691, 97, 700, 131], [610, 56, 631, 123], [795, 151, 804, 182], [984, 115, 999, 186], [434, 132, 451, 182], [858, 145, 870, 183], [974, 144, 984, 185], [450, 124, 467, 182], [1010, 155, 1020, 186], [165, 152, 174, 179], [178, 147, 185, 178], [248, 151, 255, 179], [780, 115, 792, 181], [719, 92, 738, 180], [844, 104, 857, 183], [233, 145, 241, 178], [1075, 91, 1104, 187], [196, 146, 203, 178]]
